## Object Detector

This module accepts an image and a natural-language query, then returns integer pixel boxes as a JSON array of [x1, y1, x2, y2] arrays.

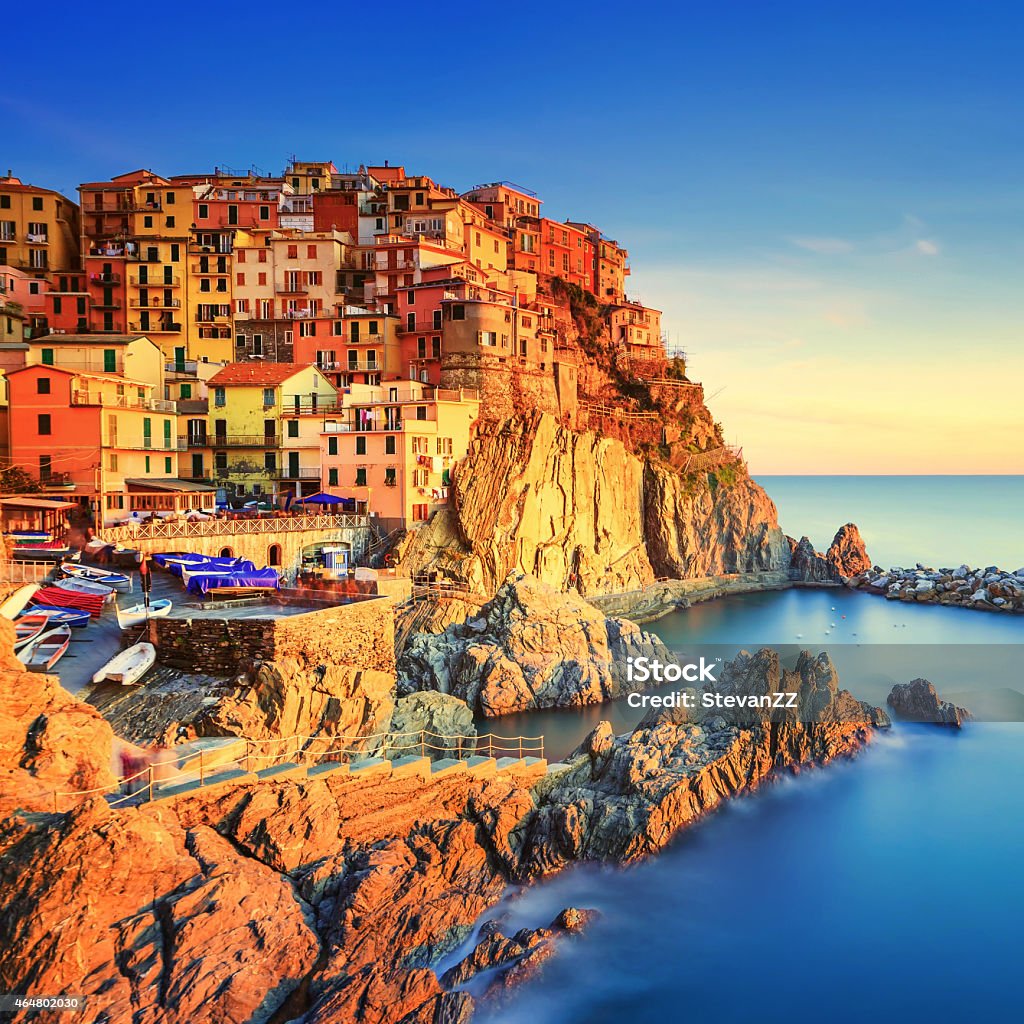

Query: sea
[[472, 476, 1023, 1024]]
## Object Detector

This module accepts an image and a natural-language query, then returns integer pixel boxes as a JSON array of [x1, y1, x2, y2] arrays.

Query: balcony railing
[[90, 272, 122, 285], [71, 391, 177, 413], [207, 434, 282, 447], [102, 512, 369, 544], [276, 467, 322, 480], [92, 299, 123, 310], [130, 298, 181, 308], [26, 233, 49, 244], [178, 434, 209, 448]]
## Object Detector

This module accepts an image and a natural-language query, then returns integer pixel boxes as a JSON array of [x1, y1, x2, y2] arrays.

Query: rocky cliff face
[[396, 411, 791, 596], [1, 646, 889, 1024], [397, 573, 669, 716], [887, 679, 972, 727]]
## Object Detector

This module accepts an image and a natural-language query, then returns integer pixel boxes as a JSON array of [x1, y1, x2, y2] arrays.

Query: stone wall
[[441, 352, 562, 420], [144, 596, 394, 677]]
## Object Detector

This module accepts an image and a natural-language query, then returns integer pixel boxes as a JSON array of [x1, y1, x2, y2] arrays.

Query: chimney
[[384, 160, 389, 168]]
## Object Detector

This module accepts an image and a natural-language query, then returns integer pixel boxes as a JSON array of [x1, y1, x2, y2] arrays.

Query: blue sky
[[4, 1, 1022, 471]]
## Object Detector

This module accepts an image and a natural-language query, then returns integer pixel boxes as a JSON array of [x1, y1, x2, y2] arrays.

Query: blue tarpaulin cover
[[185, 567, 280, 596]]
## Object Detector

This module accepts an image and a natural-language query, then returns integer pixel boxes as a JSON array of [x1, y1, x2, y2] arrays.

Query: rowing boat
[[0, 584, 39, 620], [61, 562, 131, 592], [54, 576, 115, 598], [114, 598, 172, 630], [18, 624, 72, 671], [21, 604, 92, 629], [14, 614, 50, 650], [92, 642, 156, 686]]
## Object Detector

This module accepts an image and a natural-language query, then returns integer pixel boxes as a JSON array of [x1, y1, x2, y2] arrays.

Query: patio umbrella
[[294, 492, 343, 505]]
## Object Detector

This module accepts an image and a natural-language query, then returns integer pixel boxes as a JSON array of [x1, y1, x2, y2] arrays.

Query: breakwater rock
[[887, 679, 972, 728], [849, 563, 1024, 612], [397, 572, 669, 716]]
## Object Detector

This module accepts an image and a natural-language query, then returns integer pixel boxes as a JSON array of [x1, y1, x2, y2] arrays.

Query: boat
[[92, 642, 156, 686], [18, 625, 72, 672], [14, 614, 50, 650], [21, 604, 91, 629], [0, 584, 39, 620], [61, 562, 131, 592], [54, 576, 115, 598], [114, 598, 173, 630]]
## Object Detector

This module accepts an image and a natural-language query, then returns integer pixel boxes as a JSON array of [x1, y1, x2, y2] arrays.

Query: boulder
[[887, 679, 972, 728], [387, 692, 476, 760], [788, 523, 871, 583], [397, 573, 670, 717]]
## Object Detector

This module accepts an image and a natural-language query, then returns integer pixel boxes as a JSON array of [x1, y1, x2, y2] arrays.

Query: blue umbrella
[[294, 492, 343, 504]]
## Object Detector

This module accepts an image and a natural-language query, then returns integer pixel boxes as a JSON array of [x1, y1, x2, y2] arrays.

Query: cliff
[[395, 411, 790, 596]]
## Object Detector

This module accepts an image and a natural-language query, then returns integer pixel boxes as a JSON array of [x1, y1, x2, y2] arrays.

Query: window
[[258, 248, 267, 263], [252, 333, 263, 355], [180, 383, 192, 399], [170, 243, 179, 262], [165, 457, 172, 473], [37, 414, 51, 435], [166, 216, 175, 228], [214, 387, 226, 407], [452, 304, 465, 320], [264, 451, 276, 471], [385, 467, 397, 486], [32, 197, 43, 211], [355, 436, 366, 456], [263, 388, 275, 407], [328, 436, 338, 456], [236, 272, 245, 286], [37, 377, 50, 394], [432, 310, 442, 330], [166, 191, 175, 205], [0, 196, 8, 208], [42, 348, 54, 365], [355, 467, 367, 486], [407, 312, 416, 332], [259, 205, 269, 220], [104, 349, 116, 372], [328, 468, 339, 486], [385, 435, 396, 455], [412, 503, 429, 522], [287, 420, 299, 438], [53, 297, 62, 314], [479, 331, 497, 346], [287, 244, 298, 258], [307, 245, 317, 259], [144, 456, 151, 472]]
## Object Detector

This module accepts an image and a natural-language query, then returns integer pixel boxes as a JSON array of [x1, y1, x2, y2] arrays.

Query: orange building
[[538, 218, 595, 292]]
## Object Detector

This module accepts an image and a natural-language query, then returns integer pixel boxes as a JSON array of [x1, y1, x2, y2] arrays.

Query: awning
[[294, 492, 343, 504], [123, 478, 218, 493], [0, 496, 78, 511]]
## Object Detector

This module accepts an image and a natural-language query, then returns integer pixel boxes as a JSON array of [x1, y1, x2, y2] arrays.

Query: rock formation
[[0, 618, 116, 816], [397, 573, 669, 716], [394, 412, 791, 596], [386, 691, 477, 759], [887, 679, 972, 727], [850, 563, 1024, 613], [0, 643, 889, 1024], [788, 523, 871, 583]]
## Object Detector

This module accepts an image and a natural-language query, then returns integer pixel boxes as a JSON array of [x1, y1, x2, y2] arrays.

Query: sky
[[3, 0, 1022, 474]]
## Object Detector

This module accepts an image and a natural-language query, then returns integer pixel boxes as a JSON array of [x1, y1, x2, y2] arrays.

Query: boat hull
[[0, 584, 40, 620], [114, 599, 172, 630], [92, 642, 156, 686], [22, 605, 91, 629], [61, 563, 131, 592], [19, 625, 72, 671]]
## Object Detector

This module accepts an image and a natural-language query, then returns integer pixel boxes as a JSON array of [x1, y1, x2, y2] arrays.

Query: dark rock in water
[[887, 679, 972, 728], [788, 523, 871, 582]]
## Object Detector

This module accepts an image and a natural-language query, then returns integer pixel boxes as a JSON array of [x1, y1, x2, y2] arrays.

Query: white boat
[[60, 562, 131, 592], [114, 598, 173, 630], [92, 642, 156, 686], [0, 583, 39, 620], [54, 576, 114, 597], [18, 625, 72, 672]]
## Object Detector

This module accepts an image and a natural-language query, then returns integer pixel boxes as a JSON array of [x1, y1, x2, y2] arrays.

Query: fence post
[[147, 766, 154, 803], [519, 735, 523, 759], [199, 750, 205, 787], [420, 731, 426, 758]]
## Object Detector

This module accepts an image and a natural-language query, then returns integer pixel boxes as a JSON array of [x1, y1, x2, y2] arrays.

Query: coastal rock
[[788, 523, 871, 583], [386, 692, 477, 760], [0, 619, 116, 815], [887, 679, 972, 728], [396, 572, 669, 716]]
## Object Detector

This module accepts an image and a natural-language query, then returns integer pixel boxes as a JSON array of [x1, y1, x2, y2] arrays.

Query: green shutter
[[163, 419, 171, 449], [104, 349, 116, 372], [165, 457, 172, 473], [42, 349, 54, 365], [143, 417, 152, 447]]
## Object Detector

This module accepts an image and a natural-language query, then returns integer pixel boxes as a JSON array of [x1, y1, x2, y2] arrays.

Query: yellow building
[[320, 380, 479, 530], [26, 332, 165, 388], [0, 173, 80, 281], [206, 362, 337, 501]]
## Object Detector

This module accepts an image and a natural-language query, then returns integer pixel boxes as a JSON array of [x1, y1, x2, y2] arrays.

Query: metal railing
[[0, 560, 57, 583], [49, 726, 545, 811], [102, 512, 369, 543], [70, 392, 177, 413]]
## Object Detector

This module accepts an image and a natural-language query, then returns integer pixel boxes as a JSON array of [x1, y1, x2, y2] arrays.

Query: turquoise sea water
[[756, 475, 1024, 570], [472, 477, 1023, 1023]]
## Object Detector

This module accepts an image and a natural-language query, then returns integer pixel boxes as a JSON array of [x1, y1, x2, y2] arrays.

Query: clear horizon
[[4, 0, 1021, 474]]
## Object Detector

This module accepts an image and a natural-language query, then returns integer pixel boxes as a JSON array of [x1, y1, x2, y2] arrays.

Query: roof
[[123, 479, 218, 493], [0, 496, 78, 510], [30, 334, 148, 345], [208, 362, 316, 386]]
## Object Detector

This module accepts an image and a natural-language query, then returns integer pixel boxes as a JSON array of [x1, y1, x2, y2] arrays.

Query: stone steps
[[152, 767, 256, 802]]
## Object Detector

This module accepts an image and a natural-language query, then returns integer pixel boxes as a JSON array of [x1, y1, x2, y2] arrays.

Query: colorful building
[[320, 380, 479, 529], [0, 173, 80, 284], [205, 362, 337, 501]]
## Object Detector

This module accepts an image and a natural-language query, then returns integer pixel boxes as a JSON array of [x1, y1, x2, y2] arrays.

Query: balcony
[[276, 467, 322, 480], [281, 400, 343, 416], [128, 251, 162, 263], [25, 233, 49, 244], [132, 274, 179, 287], [131, 297, 181, 309], [92, 299, 123, 310], [209, 434, 282, 447], [342, 360, 380, 372], [129, 321, 182, 334], [71, 391, 177, 413], [0, 230, 16, 242], [178, 434, 210, 449], [90, 272, 122, 285]]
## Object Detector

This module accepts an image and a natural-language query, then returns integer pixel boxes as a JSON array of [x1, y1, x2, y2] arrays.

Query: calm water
[[470, 476, 1023, 1022], [756, 475, 1024, 570]]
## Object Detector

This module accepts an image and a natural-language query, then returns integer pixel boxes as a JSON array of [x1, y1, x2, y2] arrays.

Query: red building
[[538, 218, 594, 292]]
